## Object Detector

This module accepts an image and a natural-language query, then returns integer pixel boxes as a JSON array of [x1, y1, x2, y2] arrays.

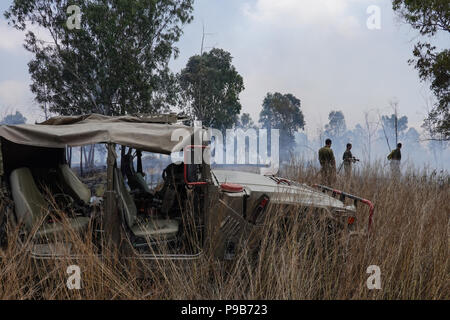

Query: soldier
[[342, 143, 358, 179], [387, 142, 402, 178], [318, 139, 336, 185]]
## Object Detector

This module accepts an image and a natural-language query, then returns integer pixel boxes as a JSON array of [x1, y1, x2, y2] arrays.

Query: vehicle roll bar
[[313, 184, 374, 231], [184, 145, 208, 186]]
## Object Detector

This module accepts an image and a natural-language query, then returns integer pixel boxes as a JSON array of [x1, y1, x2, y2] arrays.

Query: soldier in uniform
[[387, 142, 402, 178], [318, 139, 336, 185], [342, 143, 358, 179]]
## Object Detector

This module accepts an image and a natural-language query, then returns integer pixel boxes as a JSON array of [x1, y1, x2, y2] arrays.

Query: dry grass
[[0, 163, 448, 300]]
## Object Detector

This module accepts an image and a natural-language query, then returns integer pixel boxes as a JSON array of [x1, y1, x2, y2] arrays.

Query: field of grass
[[0, 163, 448, 299]]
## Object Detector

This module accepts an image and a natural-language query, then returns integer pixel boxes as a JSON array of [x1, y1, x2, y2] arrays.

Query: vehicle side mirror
[[184, 145, 208, 186]]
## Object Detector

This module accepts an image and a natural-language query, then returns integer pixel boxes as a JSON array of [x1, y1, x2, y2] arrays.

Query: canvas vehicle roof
[[0, 113, 196, 155]]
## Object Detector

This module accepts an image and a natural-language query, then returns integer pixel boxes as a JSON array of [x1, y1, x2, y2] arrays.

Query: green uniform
[[387, 148, 401, 161], [319, 146, 335, 166], [387, 148, 401, 178], [342, 150, 353, 178], [318, 146, 336, 185], [343, 150, 353, 163]]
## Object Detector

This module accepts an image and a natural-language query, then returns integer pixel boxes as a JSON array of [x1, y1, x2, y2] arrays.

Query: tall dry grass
[[0, 163, 448, 299]]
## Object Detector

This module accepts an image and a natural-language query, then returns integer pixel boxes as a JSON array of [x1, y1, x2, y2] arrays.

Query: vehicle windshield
[[125, 151, 173, 190]]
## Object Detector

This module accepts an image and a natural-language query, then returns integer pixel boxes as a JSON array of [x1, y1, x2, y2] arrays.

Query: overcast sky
[[0, 0, 448, 135]]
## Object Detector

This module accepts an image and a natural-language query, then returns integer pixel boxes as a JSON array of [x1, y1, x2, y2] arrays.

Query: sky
[[0, 0, 448, 137]]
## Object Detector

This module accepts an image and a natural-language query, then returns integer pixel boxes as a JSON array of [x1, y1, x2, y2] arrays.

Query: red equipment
[[313, 184, 375, 231]]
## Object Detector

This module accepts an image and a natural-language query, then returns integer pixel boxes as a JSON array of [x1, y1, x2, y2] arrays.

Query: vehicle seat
[[9, 167, 89, 238], [114, 168, 179, 240], [122, 153, 152, 194], [57, 164, 91, 204], [159, 163, 186, 216], [134, 172, 152, 194]]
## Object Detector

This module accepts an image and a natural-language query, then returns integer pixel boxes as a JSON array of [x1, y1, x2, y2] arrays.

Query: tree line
[[2, 0, 448, 169], [297, 108, 449, 170]]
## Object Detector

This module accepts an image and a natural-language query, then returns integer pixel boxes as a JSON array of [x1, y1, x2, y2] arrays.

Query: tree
[[362, 110, 380, 163], [259, 92, 305, 158], [0, 111, 27, 125], [381, 113, 408, 144], [323, 110, 348, 159], [4, 0, 194, 116], [392, 0, 449, 139], [403, 127, 422, 151], [404, 127, 420, 142], [236, 113, 256, 129], [346, 123, 365, 162], [179, 48, 244, 130], [324, 111, 347, 138]]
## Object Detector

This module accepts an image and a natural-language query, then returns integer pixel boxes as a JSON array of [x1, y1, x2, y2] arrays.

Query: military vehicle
[[0, 114, 374, 260]]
